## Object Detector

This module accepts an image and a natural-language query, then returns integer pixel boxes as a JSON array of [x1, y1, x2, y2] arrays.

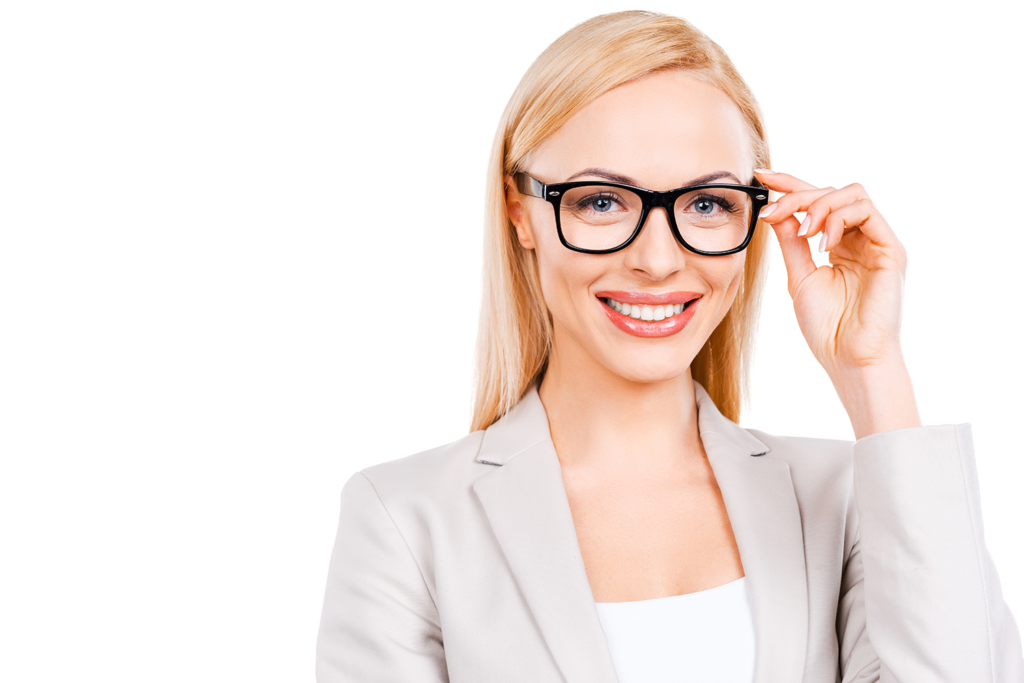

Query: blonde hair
[[471, 10, 771, 431]]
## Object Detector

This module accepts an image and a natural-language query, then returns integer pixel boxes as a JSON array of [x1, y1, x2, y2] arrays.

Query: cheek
[[703, 252, 747, 312], [535, 243, 598, 313], [530, 227, 607, 323]]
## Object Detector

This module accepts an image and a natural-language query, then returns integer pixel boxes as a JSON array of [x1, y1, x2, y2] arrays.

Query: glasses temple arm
[[514, 173, 546, 199]]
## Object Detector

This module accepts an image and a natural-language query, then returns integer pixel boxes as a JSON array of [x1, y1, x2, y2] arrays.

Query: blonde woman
[[316, 11, 1023, 683]]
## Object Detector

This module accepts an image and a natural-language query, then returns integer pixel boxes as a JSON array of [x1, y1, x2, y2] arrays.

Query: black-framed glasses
[[514, 172, 769, 255]]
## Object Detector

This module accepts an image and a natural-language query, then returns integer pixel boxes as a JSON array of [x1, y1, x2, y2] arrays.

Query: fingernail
[[797, 216, 811, 236], [758, 203, 776, 218], [754, 168, 775, 175], [818, 231, 829, 253]]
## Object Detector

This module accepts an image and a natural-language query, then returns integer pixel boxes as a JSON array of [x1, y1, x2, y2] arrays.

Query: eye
[[685, 193, 737, 216], [573, 192, 625, 213], [694, 198, 716, 215]]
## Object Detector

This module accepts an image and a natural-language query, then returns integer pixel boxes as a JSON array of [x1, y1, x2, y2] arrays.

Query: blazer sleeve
[[837, 423, 1024, 682], [316, 471, 449, 683]]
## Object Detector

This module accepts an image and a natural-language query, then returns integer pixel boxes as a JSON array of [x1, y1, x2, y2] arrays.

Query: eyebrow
[[565, 167, 744, 187]]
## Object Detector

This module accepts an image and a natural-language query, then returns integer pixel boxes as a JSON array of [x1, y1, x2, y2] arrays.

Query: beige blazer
[[316, 380, 1024, 682]]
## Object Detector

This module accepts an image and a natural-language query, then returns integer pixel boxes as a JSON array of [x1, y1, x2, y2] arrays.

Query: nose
[[621, 206, 684, 281]]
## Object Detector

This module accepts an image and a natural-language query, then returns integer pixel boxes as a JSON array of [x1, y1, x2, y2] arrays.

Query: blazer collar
[[473, 380, 808, 683], [475, 384, 553, 466], [476, 380, 772, 466]]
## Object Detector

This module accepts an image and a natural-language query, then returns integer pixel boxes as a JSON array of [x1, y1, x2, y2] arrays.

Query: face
[[506, 69, 755, 384]]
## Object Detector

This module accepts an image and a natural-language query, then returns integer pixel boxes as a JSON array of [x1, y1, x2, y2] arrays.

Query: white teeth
[[605, 297, 691, 321]]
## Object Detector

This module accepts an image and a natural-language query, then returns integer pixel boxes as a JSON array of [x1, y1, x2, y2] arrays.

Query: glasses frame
[[514, 172, 770, 256]]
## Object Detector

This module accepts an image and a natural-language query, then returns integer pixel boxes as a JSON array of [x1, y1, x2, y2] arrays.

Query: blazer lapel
[[472, 389, 621, 683], [694, 381, 809, 683], [472, 382, 809, 683]]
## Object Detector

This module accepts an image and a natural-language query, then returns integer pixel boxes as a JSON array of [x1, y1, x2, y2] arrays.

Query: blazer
[[316, 380, 1024, 682]]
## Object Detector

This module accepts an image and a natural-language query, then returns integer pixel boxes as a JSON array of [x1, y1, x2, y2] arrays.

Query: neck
[[538, 326, 705, 474]]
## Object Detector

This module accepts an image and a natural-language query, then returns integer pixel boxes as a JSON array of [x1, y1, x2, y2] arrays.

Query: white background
[[2, 0, 1022, 680]]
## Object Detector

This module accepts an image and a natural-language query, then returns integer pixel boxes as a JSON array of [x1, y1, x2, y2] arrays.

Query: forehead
[[529, 69, 752, 188]]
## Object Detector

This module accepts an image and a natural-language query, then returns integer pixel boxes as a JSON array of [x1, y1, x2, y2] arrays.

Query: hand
[[753, 169, 921, 438]]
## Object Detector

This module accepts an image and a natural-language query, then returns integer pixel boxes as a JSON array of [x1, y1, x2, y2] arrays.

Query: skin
[[505, 69, 921, 603]]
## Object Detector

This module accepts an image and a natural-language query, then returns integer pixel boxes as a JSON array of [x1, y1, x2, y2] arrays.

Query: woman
[[317, 11, 1023, 683]]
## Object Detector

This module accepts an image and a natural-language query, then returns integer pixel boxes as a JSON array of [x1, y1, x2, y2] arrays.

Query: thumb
[[768, 215, 816, 297]]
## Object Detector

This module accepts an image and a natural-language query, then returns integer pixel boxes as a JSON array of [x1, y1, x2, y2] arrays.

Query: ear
[[504, 174, 536, 250]]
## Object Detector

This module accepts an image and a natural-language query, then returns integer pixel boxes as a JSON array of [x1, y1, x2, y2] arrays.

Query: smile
[[595, 291, 702, 338], [601, 298, 692, 321]]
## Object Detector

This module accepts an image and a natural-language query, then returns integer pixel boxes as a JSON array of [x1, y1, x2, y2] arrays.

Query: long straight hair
[[471, 11, 771, 432]]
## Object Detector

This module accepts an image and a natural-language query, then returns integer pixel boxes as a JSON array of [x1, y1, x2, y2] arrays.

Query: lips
[[595, 290, 702, 338]]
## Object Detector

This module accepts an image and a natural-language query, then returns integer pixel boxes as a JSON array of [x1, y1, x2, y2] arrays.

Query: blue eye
[[687, 194, 737, 216], [572, 192, 624, 214]]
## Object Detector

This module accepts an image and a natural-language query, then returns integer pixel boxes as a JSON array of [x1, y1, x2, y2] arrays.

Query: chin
[[598, 350, 696, 385]]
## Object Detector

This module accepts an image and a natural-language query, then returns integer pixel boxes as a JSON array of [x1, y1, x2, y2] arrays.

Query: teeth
[[604, 297, 692, 321]]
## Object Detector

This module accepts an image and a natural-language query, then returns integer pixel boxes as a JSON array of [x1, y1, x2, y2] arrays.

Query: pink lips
[[595, 290, 702, 338]]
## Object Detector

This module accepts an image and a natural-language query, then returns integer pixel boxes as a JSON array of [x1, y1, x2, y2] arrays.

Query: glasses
[[514, 172, 769, 255]]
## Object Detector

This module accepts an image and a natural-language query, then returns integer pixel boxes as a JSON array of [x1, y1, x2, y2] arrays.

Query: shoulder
[[696, 379, 854, 492], [342, 429, 493, 522], [746, 428, 857, 506], [361, 428, 487, 486], [748, 428, 853, 468], [331, 430, 505, 585]]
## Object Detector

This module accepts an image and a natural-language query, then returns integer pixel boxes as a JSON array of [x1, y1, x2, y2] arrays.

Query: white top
[[594, 577, 756, 683]]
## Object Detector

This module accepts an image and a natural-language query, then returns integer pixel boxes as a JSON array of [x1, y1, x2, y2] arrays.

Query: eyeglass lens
[[558, 185, 753, 252]]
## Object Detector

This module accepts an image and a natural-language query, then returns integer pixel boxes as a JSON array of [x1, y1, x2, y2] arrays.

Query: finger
[[797, 183, 868, 241], [754, 169, 819, 194], [757, 187, 836, 226], [768, 215, 816, 296], [800, 184, 900, 253], [817, 198, 902, 261], [827, 227, 872, 266]]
